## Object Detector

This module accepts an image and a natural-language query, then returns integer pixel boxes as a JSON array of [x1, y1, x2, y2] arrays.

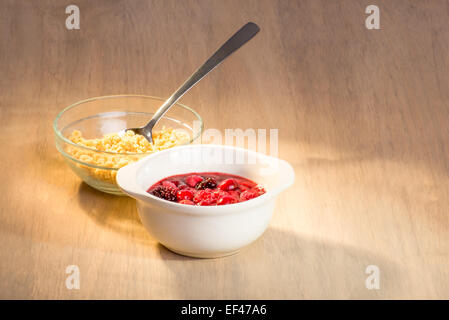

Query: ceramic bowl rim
[[116, 144, 295, 216]]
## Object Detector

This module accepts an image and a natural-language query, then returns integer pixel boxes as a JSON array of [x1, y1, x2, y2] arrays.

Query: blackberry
[[195, 177, 218, 190], [151, 186, 177, 202]]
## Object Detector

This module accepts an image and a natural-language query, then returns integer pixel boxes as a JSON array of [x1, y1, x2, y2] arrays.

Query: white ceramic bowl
[[116, 144, 295, 258]]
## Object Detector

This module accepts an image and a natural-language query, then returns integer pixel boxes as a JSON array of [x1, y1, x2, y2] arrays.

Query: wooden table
[[0, 0, 448, 299]]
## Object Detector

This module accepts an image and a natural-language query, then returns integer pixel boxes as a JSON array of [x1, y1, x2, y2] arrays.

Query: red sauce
[[147, 172, 265, 206]]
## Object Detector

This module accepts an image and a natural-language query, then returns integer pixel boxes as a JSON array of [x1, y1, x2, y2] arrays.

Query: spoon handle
[[145, 22, 260, 129]]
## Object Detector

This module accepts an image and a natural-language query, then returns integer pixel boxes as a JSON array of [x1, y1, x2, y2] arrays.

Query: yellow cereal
[[66, 128, 189, 184]]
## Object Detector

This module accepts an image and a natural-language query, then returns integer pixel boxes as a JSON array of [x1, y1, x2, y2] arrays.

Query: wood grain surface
[[0, 0, 448, 299]]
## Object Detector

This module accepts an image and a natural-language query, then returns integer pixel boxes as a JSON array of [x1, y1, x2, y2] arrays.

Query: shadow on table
[[156, 227, 404, 299], [76, 182, 156, 246]]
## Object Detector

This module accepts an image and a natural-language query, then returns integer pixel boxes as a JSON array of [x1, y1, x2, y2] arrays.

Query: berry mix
[[147, 172, 266, 206]]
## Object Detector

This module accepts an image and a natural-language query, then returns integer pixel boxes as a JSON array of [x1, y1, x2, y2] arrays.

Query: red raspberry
[[193, 189, 217, 205], [177, 189, 194, 201], [179, 199, 194, 205], [240, 190, 258, 201], [212, 189, 228, 197], [217, 195, 237, 206], [186, 175, 204, 188], [218, 179, 238, 191], [162, 180, 178, 190]]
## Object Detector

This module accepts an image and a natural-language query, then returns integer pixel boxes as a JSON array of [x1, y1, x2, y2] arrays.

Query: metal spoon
[[122, 22, 260, 143]]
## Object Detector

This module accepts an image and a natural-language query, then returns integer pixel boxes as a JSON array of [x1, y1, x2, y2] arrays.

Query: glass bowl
[[53, 95, 203, 195]]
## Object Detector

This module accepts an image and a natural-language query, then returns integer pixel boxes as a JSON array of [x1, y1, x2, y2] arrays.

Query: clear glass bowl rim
[[53, 94, 204, 159]]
